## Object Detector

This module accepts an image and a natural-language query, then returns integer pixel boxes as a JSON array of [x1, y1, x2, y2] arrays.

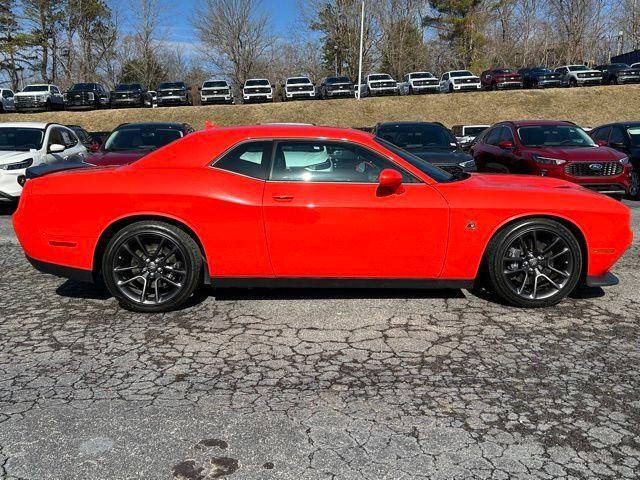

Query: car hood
[[524, 146, 624, 161], [86, 150, 151, 166], [458, 173, 600, 196], [407, 149, 472, 165], [0, 150, 38, 166]]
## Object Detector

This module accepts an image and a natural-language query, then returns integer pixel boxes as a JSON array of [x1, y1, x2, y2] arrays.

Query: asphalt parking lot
[[0, 202, 639, 480]]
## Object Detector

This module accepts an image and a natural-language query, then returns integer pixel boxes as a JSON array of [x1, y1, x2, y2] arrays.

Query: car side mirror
[[89, 143, 100, 152], [498, 140, 514, 149], [378, 169, 403, 193], [49, 143, 65, 153], [595, 139, 607, 147]]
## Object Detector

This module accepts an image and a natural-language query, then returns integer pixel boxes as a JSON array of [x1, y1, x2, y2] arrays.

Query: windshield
[[158, 82, 185, 90], [327, 77, 350, 84], [287, 78, 311, 84], [116, 84, 142, 91], [103, 127, 183, 151], [450, 71, 474, 77], [568, 65, 589, 72], [493, 69, 513, 74], [370, 74, 392, 81], [377, 124, 458, 151], [463, 126, 489, 136], [70, 83, 96, 91], [0, 127, 44, 151], [22, 85, 48, 92], [611, 63, 630, 69], [246, 79, 269, 87], [411, 72, 433, 79], [203, 81, 227, 88], [517, 125, 596, 147], [628, 127, 640, 146], [532, 68, 553, 74], [375, 138, 454, 183]]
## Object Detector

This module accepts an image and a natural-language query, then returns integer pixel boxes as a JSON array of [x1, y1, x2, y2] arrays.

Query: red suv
[[480, 68, 523, 90], [470, 120, 632, 197]]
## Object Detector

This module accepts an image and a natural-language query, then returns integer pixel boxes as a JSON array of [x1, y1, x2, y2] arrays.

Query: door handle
[[272, 195, 294, 201]]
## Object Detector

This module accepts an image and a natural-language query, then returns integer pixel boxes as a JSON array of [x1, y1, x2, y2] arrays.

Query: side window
[[499, 126, 515, 143], [61, 128, 78, 148], [47, 128, 65, 148], [484, 128, 501, 146], [270, 141, 417, 183], [213, 141, 272, 180], [593, 127, 611, 143], [442, 73, 449, 81], [51, 86, 60, 94], [3, 90, 13, 98], [608, 127, 626, 145]]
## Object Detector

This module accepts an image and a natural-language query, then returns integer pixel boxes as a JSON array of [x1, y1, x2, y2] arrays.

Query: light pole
[[334, 45, 339, 76], [356, 0, 365, 100]]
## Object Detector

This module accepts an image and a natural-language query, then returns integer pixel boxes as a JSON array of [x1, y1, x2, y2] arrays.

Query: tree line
[[1, 0, 637, 93]]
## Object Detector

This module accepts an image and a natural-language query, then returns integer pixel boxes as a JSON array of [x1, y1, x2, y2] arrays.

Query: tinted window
[[23, 85, 49, 92], [0, 127, 45, 151], [369, 74, 392, 81], [464, 126, 488, 136], [104, 126, 183, 151], [271, 140, 417, 183], [411, 72, 433, 79], [2, 90, 13, 98], [203, 81, 228, 88], [70, 83, 96, 91], [375, 138, 453, 183], [213, 141, 272, 180], [60, 128, 78, 148], [287, 78, 311, 84], [327, 76, 351, 84], [245, 80, 270, 87], [450, 71, 474, 77], [376, 124, 457, 150], [484, 128, 501, 146], [592, 127, 611, 142], [158, 82, 186, 89], [628, 127, 640, 146], [48, 128, 65, 147], [493, 69, 513, 74], [608, 127, 626, 145], [116, 84, 143, 91], [568, 65, 589, 71], [517, 125, 595, 147]]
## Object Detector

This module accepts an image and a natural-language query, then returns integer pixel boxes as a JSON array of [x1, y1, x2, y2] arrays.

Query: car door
[[440, 73, 449, 91], [262, 139, 449, 279], [50, 86, 63, 107], [472, 127, 501, 171]]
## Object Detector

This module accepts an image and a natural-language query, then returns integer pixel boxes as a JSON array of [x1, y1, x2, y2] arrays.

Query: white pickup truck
[[282, 77, 316, 101], [358, 74, 399, 97], [242, 79, 274, 103], [13, 84, 65, 111], [200, 80, 234, 105]]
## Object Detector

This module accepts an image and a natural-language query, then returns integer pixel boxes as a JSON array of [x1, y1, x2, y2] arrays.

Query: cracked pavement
[[0, 202, 638, 479]]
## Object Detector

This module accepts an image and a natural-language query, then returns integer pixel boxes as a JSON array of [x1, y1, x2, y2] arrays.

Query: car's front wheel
[[628, 170, 640, 199], [484, 219, 582, 308], [101, 221, 203, 312]]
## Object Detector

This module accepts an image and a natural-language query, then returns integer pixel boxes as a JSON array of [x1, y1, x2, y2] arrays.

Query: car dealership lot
[[0, 205, 639, 479]]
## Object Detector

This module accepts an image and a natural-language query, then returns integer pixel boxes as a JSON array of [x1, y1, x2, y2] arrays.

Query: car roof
[[203, 124, 372, 140], [594, 122, 640, 128], [115, 122, 187, 129], [0, 121, 51, 129], [24, 83, 52, 87], [502, 120, 576, 127], [375, 121, 445, 128]]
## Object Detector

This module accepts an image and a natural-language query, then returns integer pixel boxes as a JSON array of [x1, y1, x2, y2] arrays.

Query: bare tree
[[193, 0, 274, 91]]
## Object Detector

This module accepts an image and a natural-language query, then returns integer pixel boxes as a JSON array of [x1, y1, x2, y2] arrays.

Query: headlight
[[619, 156, 630, 165], [0, 158, 33, 170], [533, 155, 566, 165], [458, 159, 476, 169]]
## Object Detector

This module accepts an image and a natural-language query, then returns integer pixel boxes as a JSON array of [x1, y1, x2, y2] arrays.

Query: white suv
[[439, 70, 481, 93], [242, 79, 273, 103], [0, 122, 87, 202], [0, 89, 16, 113], [14, 84, 65, 111], [282, 77, 316, 101], [400, 72, 439, 94], [555, 65, 603, 87]]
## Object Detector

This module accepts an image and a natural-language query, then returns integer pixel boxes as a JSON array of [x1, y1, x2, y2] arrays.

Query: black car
[[156, 81, 193, 107], [110, 83, 152, 109], [64, 83, 110, 110], [372, 122, 477, 174], [518, 67, 562, 88], [318, 76, 354, 99], [590, 122, 640, 198], [595, 63, 640, 85]]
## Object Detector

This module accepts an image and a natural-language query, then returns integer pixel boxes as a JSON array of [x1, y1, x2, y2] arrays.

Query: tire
[[448, 84, 454, 93], [569, 78, 577, 87], [628, 170, 640, 200], [484, 218, 582, 308], [45, 100, 52, 111], [491, 83, 497, 91], [101, 221, 203, 313]]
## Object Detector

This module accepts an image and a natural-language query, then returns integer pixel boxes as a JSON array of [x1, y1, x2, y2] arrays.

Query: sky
[[126, 0, 302, 55]]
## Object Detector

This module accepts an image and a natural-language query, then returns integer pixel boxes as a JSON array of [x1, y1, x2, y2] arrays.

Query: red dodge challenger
[[13, 124, 632, 312]]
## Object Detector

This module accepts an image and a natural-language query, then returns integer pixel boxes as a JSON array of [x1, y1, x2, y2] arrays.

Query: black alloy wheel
[[485, 219, 582, 308], [628, 170, 640, 199], [102, 221, 202, 312]]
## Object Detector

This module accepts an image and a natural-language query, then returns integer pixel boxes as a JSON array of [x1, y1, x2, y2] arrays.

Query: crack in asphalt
[[0, 211, 639, 479]]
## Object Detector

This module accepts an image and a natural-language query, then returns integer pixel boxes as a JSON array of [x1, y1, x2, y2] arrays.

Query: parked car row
[[3, 61, 638, 114]]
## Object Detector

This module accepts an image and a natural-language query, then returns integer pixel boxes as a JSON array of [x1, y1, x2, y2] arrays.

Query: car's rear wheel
[[101, 221, 203, 313], [485, 219, 582, 308]]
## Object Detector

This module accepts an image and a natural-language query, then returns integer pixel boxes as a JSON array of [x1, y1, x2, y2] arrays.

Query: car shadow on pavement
[[468, 284, 605, 306], [54, 279, 467, 306]]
